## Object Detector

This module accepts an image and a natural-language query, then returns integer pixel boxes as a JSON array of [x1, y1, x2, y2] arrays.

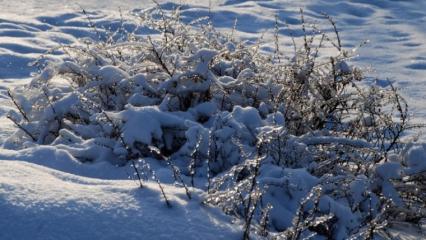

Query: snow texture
[[0, 160, 240, 240], [0, 1, 426, 240]]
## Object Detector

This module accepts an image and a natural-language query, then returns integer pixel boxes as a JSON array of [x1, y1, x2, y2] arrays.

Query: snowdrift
[[0, 160, 240, 240]]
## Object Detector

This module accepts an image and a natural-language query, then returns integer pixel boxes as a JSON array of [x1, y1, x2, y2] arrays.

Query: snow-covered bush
[[4, 6, 425, 239]]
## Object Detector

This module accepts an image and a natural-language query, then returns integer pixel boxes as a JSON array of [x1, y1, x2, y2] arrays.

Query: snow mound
[[0, 160, 240, 240]]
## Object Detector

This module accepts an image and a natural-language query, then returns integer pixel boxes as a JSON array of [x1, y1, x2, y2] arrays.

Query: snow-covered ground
[[1, 0, 425, 239], [0, 159, 240, 240]]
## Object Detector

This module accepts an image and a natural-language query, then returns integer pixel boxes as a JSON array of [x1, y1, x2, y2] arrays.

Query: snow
[[375, 162, 402, 180], [116, 105, 197, 146], [230, 106, 262, 131], [403, 144, 426, 175], [0, 0, 426, 239], [0, 160, 240, 240], [259, 166, 318, 230]]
